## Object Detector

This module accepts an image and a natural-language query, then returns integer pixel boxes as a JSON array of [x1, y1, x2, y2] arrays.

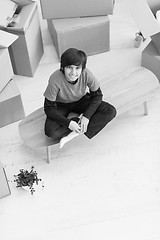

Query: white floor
[[1, 0, 160, 239]]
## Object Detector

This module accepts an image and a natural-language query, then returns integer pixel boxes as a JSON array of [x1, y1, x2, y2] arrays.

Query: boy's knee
[[102, 102, 116, 116], [110, 105, 117, 119], [102, 102, 117, 121]]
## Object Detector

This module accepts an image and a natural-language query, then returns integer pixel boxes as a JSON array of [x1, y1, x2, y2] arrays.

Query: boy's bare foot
[[59, 131, 80, 148]]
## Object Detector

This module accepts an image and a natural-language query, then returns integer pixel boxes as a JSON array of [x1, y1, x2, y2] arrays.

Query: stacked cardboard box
[[0, 161, 11, 199], [0, 0, 44, 77], [47, 16, 110, 59], [0, 30, 25, 128], [132, 0, 160, 82], [40, 0, 114, 59], [40, 0, 114, 19]]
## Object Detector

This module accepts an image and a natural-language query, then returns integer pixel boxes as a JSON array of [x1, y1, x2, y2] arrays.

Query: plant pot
[[22, 185, 31, 192], [134, 35, 143, 48], [22, 183, 40, 194], [14, 166, 42, 194]]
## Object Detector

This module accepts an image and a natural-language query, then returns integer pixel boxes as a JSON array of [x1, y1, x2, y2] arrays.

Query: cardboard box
[[0, 79, 25, 128], [40, 0, 114, 19], [0, 1, 44, 77], [0, 161, 11, 199], [147, 0, 160, 16], [151, 32, 160, 55], [0, 49, 14, 93], [141, 41, 160, 82], [47, 16, 110, 59], [0, 29, 18, 49], [0, 30, 18, 92], [131, 0, 160, 39]]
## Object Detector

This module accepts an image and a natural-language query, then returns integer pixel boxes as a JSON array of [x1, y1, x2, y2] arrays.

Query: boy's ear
[[60, 67, 64, 73]]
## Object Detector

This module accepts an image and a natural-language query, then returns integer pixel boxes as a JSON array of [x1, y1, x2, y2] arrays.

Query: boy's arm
[[44, 98, 70, 127], [83, 87, 103, 120]]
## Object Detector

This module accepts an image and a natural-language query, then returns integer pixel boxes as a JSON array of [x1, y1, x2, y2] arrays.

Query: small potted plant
[[14, 166, 43, 194]]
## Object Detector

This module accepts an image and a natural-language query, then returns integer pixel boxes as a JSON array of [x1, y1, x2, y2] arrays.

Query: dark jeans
[[45, 94, 117, 140]]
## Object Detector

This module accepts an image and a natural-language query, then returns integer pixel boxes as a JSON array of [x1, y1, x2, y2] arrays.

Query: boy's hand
[[69, 120, 81, 133], [79, 116, 89, 133]]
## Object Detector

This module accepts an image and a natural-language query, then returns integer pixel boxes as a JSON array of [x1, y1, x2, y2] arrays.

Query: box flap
[[0, 30, 18, 48], [0, 162, 11, 199], [0, 80, 20, 102]]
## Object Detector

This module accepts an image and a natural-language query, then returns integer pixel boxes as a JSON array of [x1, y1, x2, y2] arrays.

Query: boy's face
[[64, 65, 82, 83]]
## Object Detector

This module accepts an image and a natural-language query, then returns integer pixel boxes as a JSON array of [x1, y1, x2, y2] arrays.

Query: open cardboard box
[[0, 0, 44, 77], [132, 0, 160, 56], [131, 0, 160, 39], [40, 0, 114, 19], [47, 16, 110, 59], [147, 0, 160, 16], [0, 30, 18, 93], [0, 0, 37, 32], [0, 0, 18, 28], [0, 161, 11, 199]]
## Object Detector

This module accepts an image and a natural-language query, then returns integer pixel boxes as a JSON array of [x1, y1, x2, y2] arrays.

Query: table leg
[[143, 101, 148, 116], [47, 146, 51, 163]]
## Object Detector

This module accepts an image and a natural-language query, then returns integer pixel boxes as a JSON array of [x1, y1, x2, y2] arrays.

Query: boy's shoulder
[[82, 68, 94, 76], [50, 69, 62, 78], [83, 68, 91, 74], [49, 69, 63, 83], [82, 68, 96, 79], [82, 68, 100, 86]]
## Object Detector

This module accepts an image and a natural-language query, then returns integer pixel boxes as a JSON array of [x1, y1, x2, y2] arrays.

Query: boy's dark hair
[[60, 48, 87, 73]]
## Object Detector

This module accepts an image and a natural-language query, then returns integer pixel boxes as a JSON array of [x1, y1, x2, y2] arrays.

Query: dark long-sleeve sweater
[[44, 87, 103, 127]]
